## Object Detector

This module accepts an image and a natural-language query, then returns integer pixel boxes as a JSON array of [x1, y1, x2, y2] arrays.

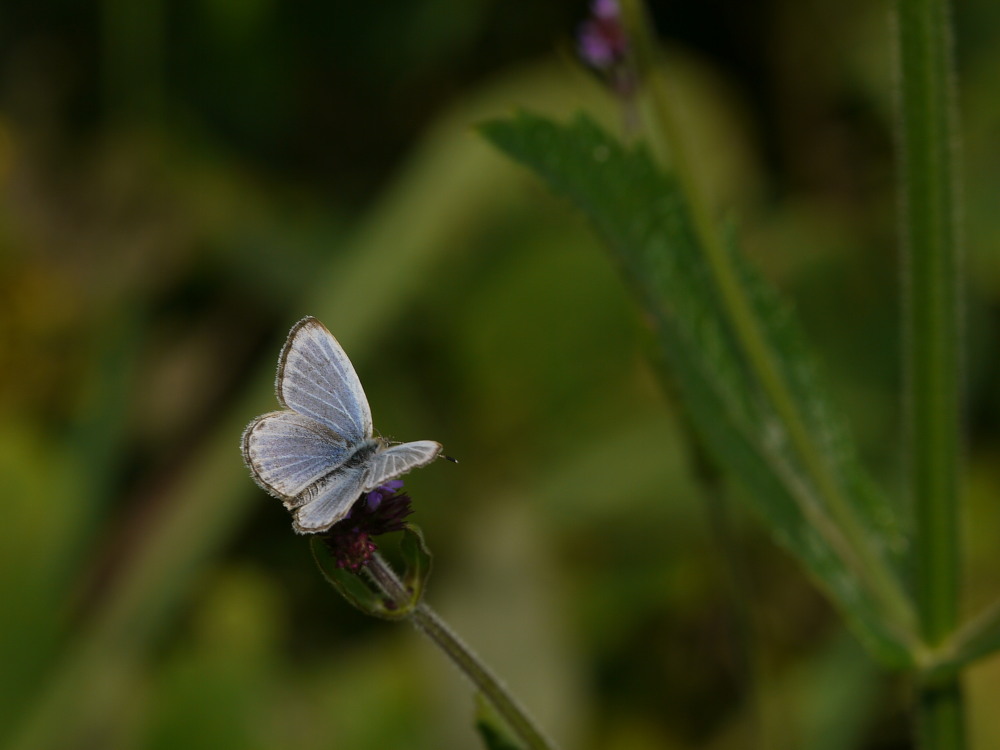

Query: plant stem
[[916, 682, 964, 750], [365, 555, 559, 750], [618, 0, 916, 637], [926, 598, 1000, 680], [894, 0, 965, 743]]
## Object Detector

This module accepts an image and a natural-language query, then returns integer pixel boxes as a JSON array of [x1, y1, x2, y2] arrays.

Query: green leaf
[[481, 111, 914, 667], [309, 538, 410, 621], [400, 524, 433, 604], [309, 527, 432, 620], [474, 695, 526, 750]]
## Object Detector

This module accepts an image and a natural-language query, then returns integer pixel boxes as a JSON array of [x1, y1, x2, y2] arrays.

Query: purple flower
[[577, 0, 629, 70], [576, 0, 639, 102], [321, 481, 414, 571]]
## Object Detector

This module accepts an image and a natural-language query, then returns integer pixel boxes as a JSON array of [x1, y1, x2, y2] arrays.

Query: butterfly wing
[[242, 411, 350, 508], [247, 317, 444, 534], [276, 316, 373, 444], [363, 440, 443, 491], [292, 466, 369, 533]]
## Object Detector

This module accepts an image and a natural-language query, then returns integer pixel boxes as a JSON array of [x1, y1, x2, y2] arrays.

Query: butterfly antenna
[[443, 454, 458, 464]]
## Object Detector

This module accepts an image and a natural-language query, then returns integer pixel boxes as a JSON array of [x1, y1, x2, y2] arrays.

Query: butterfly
[[242, 316, 442, 533]]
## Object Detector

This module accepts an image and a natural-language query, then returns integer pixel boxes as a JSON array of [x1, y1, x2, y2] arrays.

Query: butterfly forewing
[[364, 440, 443, 491], [277, 317, 373, 444], [242, 411, 351, 506]]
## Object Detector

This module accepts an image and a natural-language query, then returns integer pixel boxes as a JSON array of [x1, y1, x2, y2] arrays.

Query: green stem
[[916, 682, 965, 750], [927, 598, 1000, 680], [365, 555, 559, 750], [894, 0, 964, 744], [618, 0, 915, 637]]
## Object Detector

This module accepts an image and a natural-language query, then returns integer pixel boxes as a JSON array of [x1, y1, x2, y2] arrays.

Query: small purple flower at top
[[363, 479, 405, 513], [322, 481, 414, 571], [578, 0, 629, 71]]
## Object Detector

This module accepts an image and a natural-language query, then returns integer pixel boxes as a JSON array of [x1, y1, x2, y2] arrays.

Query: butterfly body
[[242, 317, 442, 534]]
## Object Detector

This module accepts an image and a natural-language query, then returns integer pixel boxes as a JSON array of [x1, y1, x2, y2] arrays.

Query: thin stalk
[[618, 0, 916, 636], [365, 555, 559, 750], [894, 0, 964, 744]]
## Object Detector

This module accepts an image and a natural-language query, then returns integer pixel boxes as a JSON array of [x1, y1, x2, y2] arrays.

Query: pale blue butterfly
[[242, 316, 442, 533]]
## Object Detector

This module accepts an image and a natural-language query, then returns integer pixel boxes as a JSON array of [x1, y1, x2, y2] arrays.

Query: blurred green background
[[2, 1, 1000, 748]]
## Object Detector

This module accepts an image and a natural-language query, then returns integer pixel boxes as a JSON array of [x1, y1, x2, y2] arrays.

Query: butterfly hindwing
[[293, 466, 369, 533]]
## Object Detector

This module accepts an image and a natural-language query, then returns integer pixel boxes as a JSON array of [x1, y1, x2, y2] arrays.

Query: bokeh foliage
[[2, 1, 1000, 748]]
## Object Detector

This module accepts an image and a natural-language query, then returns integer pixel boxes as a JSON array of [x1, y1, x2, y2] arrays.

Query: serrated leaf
[[481, 111, 914, 666]]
